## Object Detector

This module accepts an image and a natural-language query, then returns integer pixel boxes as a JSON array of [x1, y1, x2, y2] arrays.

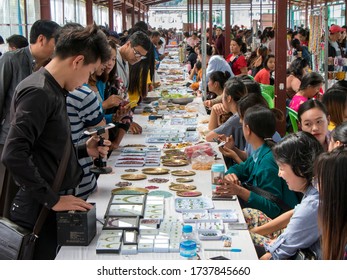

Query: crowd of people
[[180, 24, 347, 260], [0, 20, 346, 261]]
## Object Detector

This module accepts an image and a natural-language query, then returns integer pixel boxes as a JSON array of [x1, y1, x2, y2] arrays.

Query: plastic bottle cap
[[211, 164, 225, 173], [182, 225, 193, 233]]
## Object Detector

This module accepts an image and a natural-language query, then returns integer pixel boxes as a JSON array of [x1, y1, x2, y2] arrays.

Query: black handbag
[[0, 138, 71, 260], [0, 217, 33, 259], [242, 182, 293, 213]]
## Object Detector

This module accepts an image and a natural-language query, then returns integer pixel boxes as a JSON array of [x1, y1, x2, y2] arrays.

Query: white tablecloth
[[55, 98, 258, 260]]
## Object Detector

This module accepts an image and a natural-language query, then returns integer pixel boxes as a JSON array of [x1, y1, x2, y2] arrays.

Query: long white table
[[56, 98, 258, 260]]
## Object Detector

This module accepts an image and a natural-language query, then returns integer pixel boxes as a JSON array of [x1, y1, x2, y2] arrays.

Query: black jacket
[[0, 46, 35, 144], [1, 68, 83, 227]]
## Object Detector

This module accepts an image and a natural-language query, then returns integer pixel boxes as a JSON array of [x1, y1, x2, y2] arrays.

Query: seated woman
[[189, 61, 202, 91], [196, 43, 233, 96], [219, 93, 282, 165], [250, 123, 347, 257], [95, 40, 134, 147], [225, 37, 248, 76], [256, 131, 323, 260], [329, 121, 347, 151], [298, 99, 330, 151], [203, 71, 231, 109], [249, 124, 346, 255], [247, 45, 268, 77], [205, 77, 247, 153], [254, 55, 275, 85], [219, 106, 299, 219], [322, 83, 347, 131], [289, 72, 323, 112], [316, 145, 347, 260], [186, 45, 197, 70], [286, 57, 309, 99]]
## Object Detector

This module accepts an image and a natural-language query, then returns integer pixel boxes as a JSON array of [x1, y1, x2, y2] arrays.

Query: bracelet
[[117, 123, 130, 132]]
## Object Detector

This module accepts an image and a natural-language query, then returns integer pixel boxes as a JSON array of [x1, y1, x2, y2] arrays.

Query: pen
[[204, 248, 242, 252]]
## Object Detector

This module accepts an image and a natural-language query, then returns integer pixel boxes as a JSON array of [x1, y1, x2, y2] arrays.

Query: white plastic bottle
[[179, 225, 198, 260]]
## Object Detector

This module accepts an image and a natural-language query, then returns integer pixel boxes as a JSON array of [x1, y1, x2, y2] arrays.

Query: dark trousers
[[33, 210, 60, 260]]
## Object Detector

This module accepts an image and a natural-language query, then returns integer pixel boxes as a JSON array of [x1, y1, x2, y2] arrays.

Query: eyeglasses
[[132, 47, 147, 60]]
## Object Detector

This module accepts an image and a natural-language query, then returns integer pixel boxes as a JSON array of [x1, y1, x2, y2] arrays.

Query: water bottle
[[211, 164, 225, 192], [179, 225, 197, 260]]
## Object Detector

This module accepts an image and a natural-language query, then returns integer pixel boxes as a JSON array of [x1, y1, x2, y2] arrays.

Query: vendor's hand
[[112, 106, 131, 122], [129, 122, 142, 134], [195, 90, 202, 97], [204, 100, 212, 108], [215, 181, 243, 196], [86, 136, 111, 158], [217, 134, 227, 142], [212, 103, 227, 115], [223, 135, 235, 150], [219, 146, 237, 159], [52, 195, 93, 212], [148, 84, 154, 92], [260, 252, 272, 260], [102, 95, 123, 110], [213, 185, 234, 197], [224, 173, 241, 185]]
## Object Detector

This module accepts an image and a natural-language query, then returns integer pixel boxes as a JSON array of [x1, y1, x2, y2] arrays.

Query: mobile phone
[[83, 123, 115, 135], [217, 141, 226, 148], [212, 194, 237, 201]]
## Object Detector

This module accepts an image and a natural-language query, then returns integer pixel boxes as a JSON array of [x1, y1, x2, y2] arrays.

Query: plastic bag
[[184, 143, 214, 160], [185, 103, 199, 113], [191, 149, 215, 170]]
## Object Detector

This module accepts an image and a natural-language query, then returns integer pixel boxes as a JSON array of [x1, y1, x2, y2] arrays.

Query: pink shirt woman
[[288, 72, 323, 112]]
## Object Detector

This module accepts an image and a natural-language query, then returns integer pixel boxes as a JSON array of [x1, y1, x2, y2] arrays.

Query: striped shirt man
[[66, 85, 104, 199]]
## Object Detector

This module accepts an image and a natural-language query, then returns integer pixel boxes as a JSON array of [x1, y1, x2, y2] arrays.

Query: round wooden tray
[[171, 170, 196, 176], [141, 168, 170, 175], [176, 177, 194, 183], [120, 174, 147, 180], [162, 159, 189, 167], [169, 183, 196, 191]]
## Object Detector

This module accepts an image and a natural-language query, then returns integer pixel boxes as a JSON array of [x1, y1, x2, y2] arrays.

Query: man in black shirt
[[1, 23, 111, 259], [0, 20, 60, 217]]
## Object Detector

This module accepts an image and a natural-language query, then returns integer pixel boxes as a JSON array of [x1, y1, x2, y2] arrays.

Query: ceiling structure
[[93, 0, 345, 13], [288, 0, 345, 6]]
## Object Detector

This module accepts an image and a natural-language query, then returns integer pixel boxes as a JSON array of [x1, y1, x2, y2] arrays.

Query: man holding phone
[[1, 24, 111, 259]]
